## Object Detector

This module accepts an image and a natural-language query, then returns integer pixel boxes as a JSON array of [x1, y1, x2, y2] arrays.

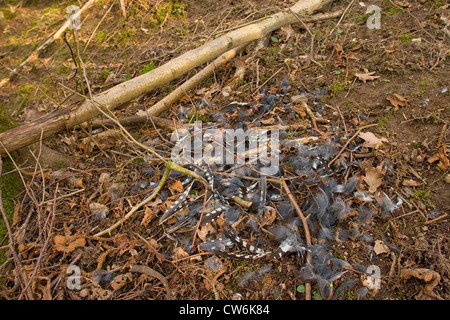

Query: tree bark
[[0, 0, 332, 156]]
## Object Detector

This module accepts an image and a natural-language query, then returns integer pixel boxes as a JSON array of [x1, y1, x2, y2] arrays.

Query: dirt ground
[[0, 0, 448, 300]]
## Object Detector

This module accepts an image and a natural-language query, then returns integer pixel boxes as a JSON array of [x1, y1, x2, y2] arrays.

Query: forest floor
[[0, 0, 448, 300]]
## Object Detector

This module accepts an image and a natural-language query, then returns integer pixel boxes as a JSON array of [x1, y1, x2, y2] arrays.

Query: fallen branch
[[0, 0, 333, 156], [138, 43, 248, 118]]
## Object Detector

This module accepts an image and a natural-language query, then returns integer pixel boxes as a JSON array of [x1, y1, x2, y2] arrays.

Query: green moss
[[263, 46, 281, 68], [17, 84, 36, 95], [413, 190, 431, 202], [0, 158, 24, 265], [0, 107, 17, 133], [385, 7, 402, 16], [399, 34, 413, 43], [96, 31, 106, 42], [100, 69, 110, 81], [328, 82, 346, 96], [146, 0, 185, 29]]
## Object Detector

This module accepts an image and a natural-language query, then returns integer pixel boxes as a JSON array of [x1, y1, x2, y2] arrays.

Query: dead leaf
[[428, 145, 449, 171], [401, 268, 441, 300], [281, 24, 295, 40], [260, 206, 277, 226], [174, 246, 189, 259], [198, 223, 216, 242], [386, 93, 407, 110], [260, 116, 276, 125], [355, 71, 380, 83], [363, 164, 386, 193], [111, 273, 133, 291], [359, 131, 388, 149], [141, 206, 157, 226], [170, 180, 184, 193], [373, 240, 390, 255], [53, 234, 86, 253], [403, 179, 420, 187]]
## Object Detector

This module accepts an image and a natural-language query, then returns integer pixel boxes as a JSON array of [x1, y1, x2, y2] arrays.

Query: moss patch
[[0, 158, 24, 265]]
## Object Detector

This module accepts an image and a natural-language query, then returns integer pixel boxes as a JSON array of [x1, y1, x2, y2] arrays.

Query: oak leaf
[[355, 71, 380, 83]]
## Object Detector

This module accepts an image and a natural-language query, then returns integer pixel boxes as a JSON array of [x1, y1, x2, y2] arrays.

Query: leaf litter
[[0, 0, 448, 301]]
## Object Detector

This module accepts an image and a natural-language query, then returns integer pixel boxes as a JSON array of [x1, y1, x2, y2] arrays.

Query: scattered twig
[[0, 158, 33, 300], [129, 264, 172, 300], [426, 213, 449, 225], [280, 180, 312, 300], [17, 184, 58, 300], [288, 8, 321, 67], [328, 124, 378, 167], [0, 0, 98, 87]]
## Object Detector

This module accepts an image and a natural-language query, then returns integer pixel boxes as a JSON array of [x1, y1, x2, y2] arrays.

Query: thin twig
[[328, 124, 378, 166], [280, 180, 312, 300], [0, 158, 33, 300], [18, 184, 58, 300]]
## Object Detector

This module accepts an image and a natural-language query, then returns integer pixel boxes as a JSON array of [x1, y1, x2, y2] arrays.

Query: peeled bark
[[0, 0, 332, 156]]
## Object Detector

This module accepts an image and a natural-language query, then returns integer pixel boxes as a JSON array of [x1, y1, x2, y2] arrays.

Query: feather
[[329, 197, 351, 222], [332, 278, 358, 300], [91, 270, 114, 287], [205, 256, 223, 272], [376, 192, 402, 215], [237, 270, 257, 288], [343, 177, 359, 194], [358, 234, 374, 245], [357, 287, 369, 299], [354, 191, 373, 203], [224, 206, 242, 224], [200, 205, 229, 226], [250, 175, 267, 216], [357, 205, 374, 226], [279, 79, 290, 95], [318, 227, 335, 243], [159, 182, 194, 224], [199, 235, 233, 252], [299, 265, 316, 283], [317, 276, 333, 299]]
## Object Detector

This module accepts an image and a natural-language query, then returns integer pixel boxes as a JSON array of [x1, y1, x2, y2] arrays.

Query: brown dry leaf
[[12, 203, 21, 227], [374, 240, 390, 255], [428, 145, 449, 171], [363, 164, 386, 193], [33, 277, 52, 300], [53, 234, 86, 253], [174, 246, 189, 259], [386, 93, 407, 109], [260, 206, 277, 226], [355, 71, 380, 83], [141, 206, 157, 226], [359, 131, 388, 149], [281, 24, 295, 40], [401, 268, 441, 300], [111, 273, 133, 291], [198, 223, 216, 242], [115, 236, 138, 257], [260, 116, 276, 125], [403, 179, 421, 187], [170, 180, 184, 193]]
